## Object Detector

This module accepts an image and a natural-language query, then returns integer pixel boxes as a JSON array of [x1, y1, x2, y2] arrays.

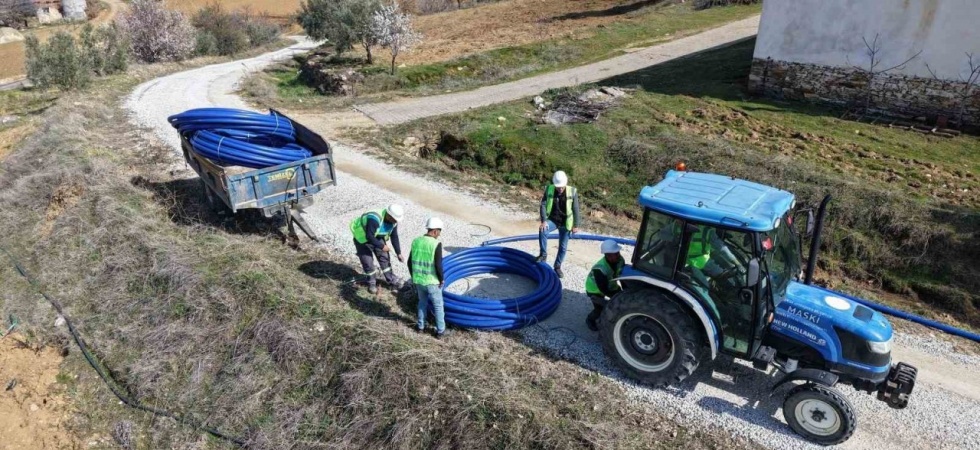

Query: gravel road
[[125, 42, 980, 450]]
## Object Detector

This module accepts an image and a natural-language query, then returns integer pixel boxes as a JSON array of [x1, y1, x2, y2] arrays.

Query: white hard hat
[[385, 204, 405, 221], [552, 170, 568, 188], [426, 217, 444, 230], [601, 239, 621, 254]]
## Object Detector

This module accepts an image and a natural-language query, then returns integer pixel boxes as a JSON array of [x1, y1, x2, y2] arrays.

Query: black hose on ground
[[0, 246, 247, 447]]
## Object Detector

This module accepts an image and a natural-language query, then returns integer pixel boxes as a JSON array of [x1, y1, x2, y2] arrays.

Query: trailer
[[177, 109, 336, 242]]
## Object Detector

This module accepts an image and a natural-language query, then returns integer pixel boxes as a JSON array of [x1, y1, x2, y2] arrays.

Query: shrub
[[117, 0, 195, 63], [192, 3, 248, 56], [24, 32, 91, 90], [192, 4, 281, 56], [194, 31, 219, 56], [79, 23, 128, 76], [246, 16, 281, 47]]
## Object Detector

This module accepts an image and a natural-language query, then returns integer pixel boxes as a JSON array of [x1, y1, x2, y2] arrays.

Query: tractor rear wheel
[[783, 383, 856, 445], [599, 288, 702, 387]]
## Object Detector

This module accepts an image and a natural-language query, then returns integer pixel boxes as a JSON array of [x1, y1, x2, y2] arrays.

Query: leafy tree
[[298, 0, 382, 63]]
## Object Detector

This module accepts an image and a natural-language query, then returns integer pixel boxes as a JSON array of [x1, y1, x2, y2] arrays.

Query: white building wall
[[754, 0, 980, 82]]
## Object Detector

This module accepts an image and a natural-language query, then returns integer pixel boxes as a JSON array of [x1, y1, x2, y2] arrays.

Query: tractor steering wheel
[[709, 264, 743, 291]]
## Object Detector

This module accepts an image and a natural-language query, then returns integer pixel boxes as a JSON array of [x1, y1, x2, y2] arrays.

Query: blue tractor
[[600, 170, 917, 445]]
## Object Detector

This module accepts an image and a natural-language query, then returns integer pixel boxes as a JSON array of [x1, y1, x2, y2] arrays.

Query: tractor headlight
[[868, 338, 892, 354]]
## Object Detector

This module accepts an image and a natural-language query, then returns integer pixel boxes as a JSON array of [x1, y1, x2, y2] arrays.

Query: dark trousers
[[354, 239, 395, 287], [587, 294, 607, 325]]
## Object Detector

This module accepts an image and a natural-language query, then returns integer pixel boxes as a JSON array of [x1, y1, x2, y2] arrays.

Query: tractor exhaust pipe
[[804, 195, 832, 285]]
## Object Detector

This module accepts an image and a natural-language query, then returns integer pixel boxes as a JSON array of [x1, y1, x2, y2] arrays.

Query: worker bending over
[[350, 204, 406, 294], [585, 240, 625, 331], [537, 170, 581, 279], [409, 217, 447, 338]]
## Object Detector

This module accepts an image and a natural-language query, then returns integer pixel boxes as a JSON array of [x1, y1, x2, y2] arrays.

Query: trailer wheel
[[783, 384, 856, 445], [200, 179, 229, 216], [599, 288, 702, 387]]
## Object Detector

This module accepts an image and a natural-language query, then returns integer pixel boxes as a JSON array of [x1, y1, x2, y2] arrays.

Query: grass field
[[248, 1, 761, 108], [370, 39, 980, 331]]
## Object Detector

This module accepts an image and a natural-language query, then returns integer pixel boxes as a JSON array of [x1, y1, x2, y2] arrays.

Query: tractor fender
[[771, 368, 839, 396], [615, 275, 719, 360]]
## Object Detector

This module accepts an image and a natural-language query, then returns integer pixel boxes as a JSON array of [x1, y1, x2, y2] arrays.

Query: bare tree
[[849, 33, 923, 111], [927, 53, 980, 127], [370, 3, 422, 75]]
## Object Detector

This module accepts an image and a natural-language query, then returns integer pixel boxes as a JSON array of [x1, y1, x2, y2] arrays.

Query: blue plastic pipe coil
[[479, 233, 980, 343], [441, 246, 562, 330], [168, 108, 312, 169]]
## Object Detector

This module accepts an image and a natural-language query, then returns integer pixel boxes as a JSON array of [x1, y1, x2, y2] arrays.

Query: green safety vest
[[545, 184, 577, 229], [585, 256, 625, 296], [410, 235, 440, 286], [350, 209, 396, 244], [686, 227, 712, 270]]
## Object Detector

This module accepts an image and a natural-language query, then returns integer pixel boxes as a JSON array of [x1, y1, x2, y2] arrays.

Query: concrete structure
[[61, 0, 84, 20], [749, 0, 980, 127]]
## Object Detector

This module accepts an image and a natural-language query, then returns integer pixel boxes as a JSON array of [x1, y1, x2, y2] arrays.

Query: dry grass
[[402, 0, 679, 65], [0, 66, 757, 448], [0, 42, 26, 81]]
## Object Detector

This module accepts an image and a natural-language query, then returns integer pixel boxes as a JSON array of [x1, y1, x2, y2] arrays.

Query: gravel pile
[[126, 45, 980, 450]]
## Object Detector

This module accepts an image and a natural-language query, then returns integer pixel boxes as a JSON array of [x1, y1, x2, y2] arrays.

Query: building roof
[[638, 170, 795, 232]]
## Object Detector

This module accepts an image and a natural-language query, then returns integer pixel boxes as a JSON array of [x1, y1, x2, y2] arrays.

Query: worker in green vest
[[585, 240, 625, 331], [350, 204, 406, 294], [685, 225, 742, 290], [536, 170, 580, 279], [408, 217, 447, 338]]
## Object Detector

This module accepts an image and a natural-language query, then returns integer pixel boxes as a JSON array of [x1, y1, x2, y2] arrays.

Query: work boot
[[554, 264, 564, 279], [435, 329, 450, 340], [535, 254, 547, 263], [585, 317, 598, 332], [368, 284, 378, 295], [390, 277, 406, 290]]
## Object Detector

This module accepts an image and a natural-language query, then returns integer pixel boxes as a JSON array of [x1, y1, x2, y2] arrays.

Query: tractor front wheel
[[783, 383, 856, 445], [599, 288, 702, 387]]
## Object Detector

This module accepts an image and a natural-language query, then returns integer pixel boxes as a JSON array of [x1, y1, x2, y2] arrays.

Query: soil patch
[[0, 335, 78, 450]]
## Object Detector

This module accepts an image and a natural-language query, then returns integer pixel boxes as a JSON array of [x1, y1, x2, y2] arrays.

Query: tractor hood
[[771, 281, 894, 372], [780, 281, 893, 342]]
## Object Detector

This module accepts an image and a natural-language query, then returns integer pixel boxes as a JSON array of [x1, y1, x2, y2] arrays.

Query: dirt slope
[[0, 336, 79, 450]]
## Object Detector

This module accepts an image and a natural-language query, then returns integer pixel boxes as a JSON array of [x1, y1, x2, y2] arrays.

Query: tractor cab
[[599, 170, 917, 445]]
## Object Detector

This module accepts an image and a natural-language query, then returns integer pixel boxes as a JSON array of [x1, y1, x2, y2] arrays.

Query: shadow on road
[[551, 0, 669, 21], [599, 38, 847, 122]]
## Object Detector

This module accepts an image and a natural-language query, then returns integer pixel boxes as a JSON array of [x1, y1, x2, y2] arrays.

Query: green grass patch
[[279, 2, 760, 100], [377, 39, 980, 329]]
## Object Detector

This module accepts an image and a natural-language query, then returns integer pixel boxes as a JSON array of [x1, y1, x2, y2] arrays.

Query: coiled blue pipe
[[168, 108, 312, 169], [480, 233, 980, 343], [441, 246, 562, 331]]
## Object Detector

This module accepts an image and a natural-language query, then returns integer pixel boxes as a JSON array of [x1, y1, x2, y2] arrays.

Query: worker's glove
[[397, 254, 405, 263]]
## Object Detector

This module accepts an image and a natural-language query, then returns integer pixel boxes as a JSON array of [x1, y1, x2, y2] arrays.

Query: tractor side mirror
[[746, 258, 761, 287], [805, 210, 816, 237]]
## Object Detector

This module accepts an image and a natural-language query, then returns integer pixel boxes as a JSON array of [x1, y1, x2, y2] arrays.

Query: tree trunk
[[391, 54, 397, 75], [364, 43, 373, 64]]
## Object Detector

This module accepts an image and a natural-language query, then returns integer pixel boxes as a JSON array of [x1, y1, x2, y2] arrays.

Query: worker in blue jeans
[[409, 217, 448, 338], [536, 170, 580, 279]]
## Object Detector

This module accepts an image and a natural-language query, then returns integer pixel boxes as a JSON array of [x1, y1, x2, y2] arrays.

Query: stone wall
[[748, 58, 980, 127]]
